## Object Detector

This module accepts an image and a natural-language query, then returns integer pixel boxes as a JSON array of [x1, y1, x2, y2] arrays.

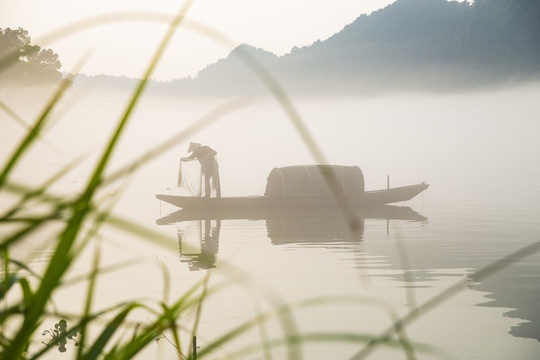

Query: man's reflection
[[178, 219, 221, 271]]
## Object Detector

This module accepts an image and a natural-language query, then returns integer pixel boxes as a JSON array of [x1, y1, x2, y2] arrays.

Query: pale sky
[[1, 0, 396, 81]]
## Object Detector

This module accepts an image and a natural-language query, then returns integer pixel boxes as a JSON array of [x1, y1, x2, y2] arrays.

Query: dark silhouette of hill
[[80, 0, 540, 95]]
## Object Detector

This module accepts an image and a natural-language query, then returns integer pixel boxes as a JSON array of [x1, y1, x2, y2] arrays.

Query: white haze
[[1, 83, 539, 221], [1, 84, 540, 360], [0, 0, 397, 80]]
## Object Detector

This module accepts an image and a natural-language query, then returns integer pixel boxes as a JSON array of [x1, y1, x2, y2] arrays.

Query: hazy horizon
[[3, 1, 540, 359], [0, 0, 397, 81]]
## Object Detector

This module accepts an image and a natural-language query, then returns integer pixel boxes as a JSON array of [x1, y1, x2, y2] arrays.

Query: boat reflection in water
[[156, 205, 427, 271], [156, 165, 429, 269]]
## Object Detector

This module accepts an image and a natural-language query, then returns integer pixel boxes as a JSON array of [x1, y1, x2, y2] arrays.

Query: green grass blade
[[187, 272, 211, 358], [1, 153, 86, 220], [82, 304, 140, 360], [102, 96, 252, 188], [0, 213, 61, 249], [0, 100, 31, 130], [76, 237, 102, 358], [109, 278, 209, 359], [3, 1, 194, 355], [0, 74, 74, 190], [350, 240, 540, 360]]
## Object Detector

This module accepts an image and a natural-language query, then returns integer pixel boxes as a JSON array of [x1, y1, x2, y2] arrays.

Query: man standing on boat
[[180, 142, 221, 198]]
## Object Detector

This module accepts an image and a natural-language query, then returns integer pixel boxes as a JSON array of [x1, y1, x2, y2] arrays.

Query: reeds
[[2, 2, 540, 359]]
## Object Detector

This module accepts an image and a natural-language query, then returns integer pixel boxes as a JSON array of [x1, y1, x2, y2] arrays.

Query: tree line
[[0, 27, 62, 87], [5, 0, 538, 94]]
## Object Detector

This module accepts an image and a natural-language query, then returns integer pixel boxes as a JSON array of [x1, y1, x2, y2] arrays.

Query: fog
[[2, 82, 540, 359], [2, 83, 539, 208]]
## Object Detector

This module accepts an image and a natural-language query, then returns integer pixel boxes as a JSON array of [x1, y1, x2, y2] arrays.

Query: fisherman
[[180, 142, 221, 198]]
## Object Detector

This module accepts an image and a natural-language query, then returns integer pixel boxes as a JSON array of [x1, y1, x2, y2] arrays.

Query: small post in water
[[387, 174, 390, 189]]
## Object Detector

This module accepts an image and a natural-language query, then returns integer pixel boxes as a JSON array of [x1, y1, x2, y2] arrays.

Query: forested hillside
[[81, 0, 540, 95]]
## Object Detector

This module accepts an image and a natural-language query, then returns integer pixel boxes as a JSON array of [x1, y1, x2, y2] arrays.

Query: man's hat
[[188, 142, 201, 152]]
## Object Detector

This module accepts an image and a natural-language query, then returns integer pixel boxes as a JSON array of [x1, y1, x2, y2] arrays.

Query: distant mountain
[[85, 0, 540, 95]]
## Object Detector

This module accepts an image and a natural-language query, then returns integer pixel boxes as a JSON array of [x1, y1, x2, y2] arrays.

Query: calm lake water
[[2, 82, 540, 359]]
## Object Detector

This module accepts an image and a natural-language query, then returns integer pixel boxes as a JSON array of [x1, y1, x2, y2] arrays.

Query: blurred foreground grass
[[2, 3, 540, 360]]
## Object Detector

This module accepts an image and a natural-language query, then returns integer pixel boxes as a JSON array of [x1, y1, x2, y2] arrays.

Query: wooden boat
[[156, 165, 429, 212], [156, 183, 428, 210]]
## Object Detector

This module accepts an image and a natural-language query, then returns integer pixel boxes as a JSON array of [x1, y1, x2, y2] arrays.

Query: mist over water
[[2, 82, 540, 359], [6, 82, 538, 201]]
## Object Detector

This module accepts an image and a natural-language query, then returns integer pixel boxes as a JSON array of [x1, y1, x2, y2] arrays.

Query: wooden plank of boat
[[156, 182, 429, 210]]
